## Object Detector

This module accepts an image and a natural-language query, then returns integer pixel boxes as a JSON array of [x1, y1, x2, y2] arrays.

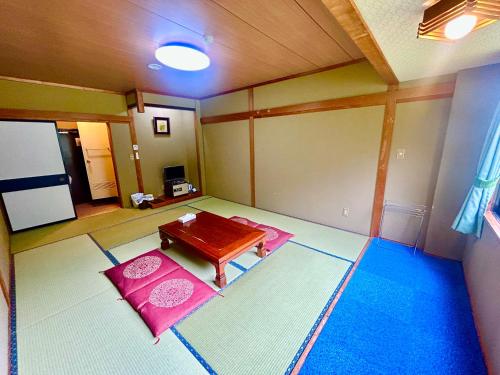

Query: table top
[[158, 211, 266, 262]]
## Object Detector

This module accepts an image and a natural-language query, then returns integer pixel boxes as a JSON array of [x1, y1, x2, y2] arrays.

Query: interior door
[[77, 122, 118, 200], [0, 120, 76, 231]]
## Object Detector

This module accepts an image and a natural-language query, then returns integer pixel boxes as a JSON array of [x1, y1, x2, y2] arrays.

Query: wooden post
[[127, 108, 144, 193], [370, 85, 397, 237], [248, 88, 256, 207]]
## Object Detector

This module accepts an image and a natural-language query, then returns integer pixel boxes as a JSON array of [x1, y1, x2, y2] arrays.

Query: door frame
[[0, 108, 145, 212]]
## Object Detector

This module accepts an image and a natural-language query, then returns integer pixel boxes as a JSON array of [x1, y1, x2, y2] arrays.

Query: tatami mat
[[109, 233, 244, 290], [10, 195, 209, 254], [90, 206, 201, 250], [188, 197, 368, 261], [176, 242, 351, 375], [17, 288, 209, 375], [14, 235, 112, 330]]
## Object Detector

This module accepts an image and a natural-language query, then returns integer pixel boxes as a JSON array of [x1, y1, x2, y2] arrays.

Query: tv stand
[[148, 191, 202, 209]]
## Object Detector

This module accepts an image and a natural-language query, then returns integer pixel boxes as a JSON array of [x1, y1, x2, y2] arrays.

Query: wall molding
[[0, 108, 131, 123], [200, 82, 455, 125]]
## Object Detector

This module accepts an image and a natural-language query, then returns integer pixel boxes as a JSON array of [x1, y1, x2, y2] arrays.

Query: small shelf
[[148, 191, 202, 209]]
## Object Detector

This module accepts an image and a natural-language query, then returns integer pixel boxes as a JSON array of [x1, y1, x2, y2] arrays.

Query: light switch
[[342, 208, 349, 217], [129, 154, 134, 160], [135, 152, 140, 160], [397, 149, 406, 160]]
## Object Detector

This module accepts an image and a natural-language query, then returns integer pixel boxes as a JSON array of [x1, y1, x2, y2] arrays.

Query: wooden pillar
[[248, 88, 256, 207], [135, 89, 145, 113], [127, 108, 144, 193], [370, 85, 397, 237]]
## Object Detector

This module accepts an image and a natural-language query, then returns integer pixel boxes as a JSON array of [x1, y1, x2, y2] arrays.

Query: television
[[163, 165, 185, 181]]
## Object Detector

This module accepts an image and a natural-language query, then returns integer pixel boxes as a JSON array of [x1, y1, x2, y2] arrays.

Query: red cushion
[[126, 268, 217, 337], [104, 249, 180, 297], [229, 216, 259, 227], [255, 224, 294, 252]]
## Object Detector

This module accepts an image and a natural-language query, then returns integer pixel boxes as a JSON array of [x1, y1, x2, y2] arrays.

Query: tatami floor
[[10, 196, 368, 374]]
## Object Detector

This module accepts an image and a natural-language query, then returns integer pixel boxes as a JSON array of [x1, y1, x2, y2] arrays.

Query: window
[[493, 184, 500, 218]]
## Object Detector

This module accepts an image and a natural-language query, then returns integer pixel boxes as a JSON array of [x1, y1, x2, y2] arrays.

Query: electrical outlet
[[342, 208, 349, 217], [397, 149, 406, 160]]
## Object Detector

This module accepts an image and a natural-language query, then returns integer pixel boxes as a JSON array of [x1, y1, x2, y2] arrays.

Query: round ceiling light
[[154, 42, 210, 71], [444, 14, 477, 40]]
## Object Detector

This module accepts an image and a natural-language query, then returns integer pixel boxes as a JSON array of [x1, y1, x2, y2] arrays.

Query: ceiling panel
[[0, 0, 363, 98], [353, 0, 500, 82]]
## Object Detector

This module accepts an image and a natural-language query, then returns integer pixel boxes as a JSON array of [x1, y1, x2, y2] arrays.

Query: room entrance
[[57, 121, 120, 218]]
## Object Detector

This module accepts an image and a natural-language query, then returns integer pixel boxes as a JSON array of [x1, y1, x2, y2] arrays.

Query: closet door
[[0, 120, 76, 231]]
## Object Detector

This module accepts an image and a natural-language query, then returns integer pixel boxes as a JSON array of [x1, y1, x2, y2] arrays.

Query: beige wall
[[0, 79, 127, 115], [254, 107, 384, 235], [253, 61, 387, 109], [383, 99, 451, 247], [426, 63, 500, 260], [201, 90, 249, 117], [203, 121, 251, 205], [463, 218, 500, 375], [132, 107, 199, 197], [110, 123, 138, 207]]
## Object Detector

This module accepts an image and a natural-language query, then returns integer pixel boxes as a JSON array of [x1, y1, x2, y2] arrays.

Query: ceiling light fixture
[[154, 42, 210, 71], [418, 0, 499, 41]]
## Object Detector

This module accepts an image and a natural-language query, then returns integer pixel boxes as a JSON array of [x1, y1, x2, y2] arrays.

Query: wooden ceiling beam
[[321, 0, 399, 85]]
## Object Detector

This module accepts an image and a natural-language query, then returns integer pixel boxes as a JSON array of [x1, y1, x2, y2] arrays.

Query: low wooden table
[[158, 211, 267, 288]]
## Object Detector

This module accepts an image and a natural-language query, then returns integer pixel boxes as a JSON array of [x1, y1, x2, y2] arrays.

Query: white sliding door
[[0, 120, 76, 231]]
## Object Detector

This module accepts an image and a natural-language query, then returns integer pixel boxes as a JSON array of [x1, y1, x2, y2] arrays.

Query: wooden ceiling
[[0, 0, 364, 98]]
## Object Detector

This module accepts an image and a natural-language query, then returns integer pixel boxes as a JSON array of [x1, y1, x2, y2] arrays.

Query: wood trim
[[395, 81, 456, 103], [143, 103, 196, 112], [201, 92, 387, 125], [0, 273, 8, 308], [248, 88, 256, 207], [0, 74, 123, 95], [200, 58, 367, 100], [370, 86, 397, 237], [106, 123, 123, 208], [484, 211, 500, 239], [127, 108, 144, 193], [291, 238, 373, 374], [136, 89, 145, 113], [0, 108, 131, 123], [193, 112, 204, 194], [200, 81, 454, 125], [320, 0, 398, 85]]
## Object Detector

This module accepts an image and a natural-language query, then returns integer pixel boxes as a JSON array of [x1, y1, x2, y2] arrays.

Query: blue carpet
[[300, 239, 486, 375]]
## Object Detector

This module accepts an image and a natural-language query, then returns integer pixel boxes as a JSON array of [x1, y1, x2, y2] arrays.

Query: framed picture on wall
[[153, 117, 170, 135]]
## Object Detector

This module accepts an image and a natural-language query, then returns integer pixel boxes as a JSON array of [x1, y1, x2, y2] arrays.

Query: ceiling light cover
[[155, 42, 210, 71], [418, 0, 500, 41], [444, 14, 477, 39]]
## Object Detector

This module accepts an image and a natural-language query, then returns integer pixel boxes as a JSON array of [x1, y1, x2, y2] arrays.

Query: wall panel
[[253, 61, 386, 109], [201, 90, 249, 117], [254, 106, 384, 235], [383, 99, 451, 247], [203, 121, 251, 205], [110, 123, 138, 207], [132, 107, 198, 197]]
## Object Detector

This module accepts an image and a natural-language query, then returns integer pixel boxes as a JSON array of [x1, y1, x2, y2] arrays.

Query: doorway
[[57, 121, 120, 218]]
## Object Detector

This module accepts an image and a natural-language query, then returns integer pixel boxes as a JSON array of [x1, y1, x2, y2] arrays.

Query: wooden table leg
[[257, 241, 267, 258], [159, 232, 170, 250], [215, 262, 227, 288]]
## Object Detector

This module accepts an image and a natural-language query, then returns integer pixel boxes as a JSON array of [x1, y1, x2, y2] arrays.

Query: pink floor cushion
[[229, 216, 259, 227], [126, 268, 217, 337], [104, 249, 181, 297], [256, 224, 294, 252]]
